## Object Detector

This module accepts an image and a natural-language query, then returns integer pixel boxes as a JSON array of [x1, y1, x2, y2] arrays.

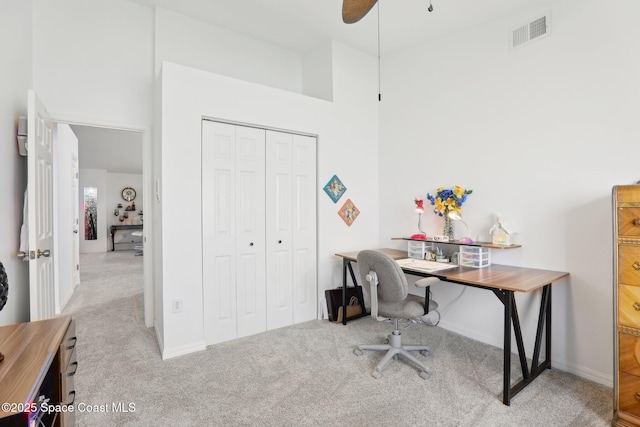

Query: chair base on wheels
[[354, 319, 431, 379]]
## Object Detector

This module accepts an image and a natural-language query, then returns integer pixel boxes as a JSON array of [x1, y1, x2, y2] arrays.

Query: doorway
[[53, 122, 148, 324]]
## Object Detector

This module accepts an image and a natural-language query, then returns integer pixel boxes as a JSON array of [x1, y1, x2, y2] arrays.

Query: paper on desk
[[395, 258, 457, 272]]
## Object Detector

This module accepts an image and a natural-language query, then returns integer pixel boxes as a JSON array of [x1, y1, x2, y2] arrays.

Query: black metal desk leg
[[342, 259, 348, 325], [503, 290, 513, 406]]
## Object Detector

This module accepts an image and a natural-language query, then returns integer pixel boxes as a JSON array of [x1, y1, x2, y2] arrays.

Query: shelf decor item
[[427, 185, 473, 240], [323, 174, 347, 203]]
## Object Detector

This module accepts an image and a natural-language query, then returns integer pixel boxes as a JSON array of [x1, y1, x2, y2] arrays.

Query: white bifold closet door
[[202, 121, 317, 346], [202, 121, 267, 345], [266, 131, 317, 330]]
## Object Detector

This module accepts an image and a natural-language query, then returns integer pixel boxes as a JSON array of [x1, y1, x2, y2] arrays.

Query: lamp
[[412, 199, 427, 239], [448, 212, 474, 244]]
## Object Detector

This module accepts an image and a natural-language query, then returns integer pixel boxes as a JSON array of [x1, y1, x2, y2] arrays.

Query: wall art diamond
[[338, 198, 360, 226], [323, 174, 346, 203]]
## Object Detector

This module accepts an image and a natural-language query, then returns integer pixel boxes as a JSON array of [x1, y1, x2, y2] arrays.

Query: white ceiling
[[129, 0, 560, 55], [71, 125, 143, 174]]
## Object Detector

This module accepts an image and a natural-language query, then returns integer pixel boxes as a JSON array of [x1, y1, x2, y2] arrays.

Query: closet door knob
[[249, 242, 254, 246], [278, 240, 282, 244]]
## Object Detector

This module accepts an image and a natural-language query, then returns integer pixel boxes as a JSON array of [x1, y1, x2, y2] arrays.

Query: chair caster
[[393, 354, 399, 361], [420, 350, 430, 357], [354, 348, 363, 356], [372, 370, 382, 379], [419, 370, 429, 380]]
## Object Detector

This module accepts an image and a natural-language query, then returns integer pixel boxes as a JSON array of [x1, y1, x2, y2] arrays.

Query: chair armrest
[[415, 277, 441, 288]]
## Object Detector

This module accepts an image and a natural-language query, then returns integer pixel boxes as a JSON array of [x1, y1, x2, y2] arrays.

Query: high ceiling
[[129, 0, 560, 55], [71, 125, 143, 174]]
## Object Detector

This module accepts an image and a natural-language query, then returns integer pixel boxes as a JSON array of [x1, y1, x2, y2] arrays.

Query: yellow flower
[[435, 199, 445, 212], [454, 186, 465, 198]]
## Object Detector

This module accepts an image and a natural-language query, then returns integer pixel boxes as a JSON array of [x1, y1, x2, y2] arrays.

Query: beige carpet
[[64, 252, 613, 426]]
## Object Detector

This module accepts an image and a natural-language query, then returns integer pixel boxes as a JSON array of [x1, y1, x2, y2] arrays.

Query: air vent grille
[[510, 12, 551, 50]]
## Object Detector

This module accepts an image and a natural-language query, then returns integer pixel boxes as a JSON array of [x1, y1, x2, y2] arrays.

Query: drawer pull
[[634, 219, 640, 226], [66, 390, 76, 406], [65, 361, 78, 377], [65, 336, 77, 350], [633, 262, 640, 271]]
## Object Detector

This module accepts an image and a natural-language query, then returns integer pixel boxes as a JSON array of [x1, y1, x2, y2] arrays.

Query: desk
[[335, 248, 569, 405], [110, 224, 143, 251]]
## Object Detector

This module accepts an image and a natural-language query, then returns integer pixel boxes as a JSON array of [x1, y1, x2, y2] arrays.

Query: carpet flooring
[[63, 251, 613, 426]]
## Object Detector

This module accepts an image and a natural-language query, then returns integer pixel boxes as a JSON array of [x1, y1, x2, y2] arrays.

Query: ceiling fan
[[342, 0, 434, 23], [342, 0, 378, 24]]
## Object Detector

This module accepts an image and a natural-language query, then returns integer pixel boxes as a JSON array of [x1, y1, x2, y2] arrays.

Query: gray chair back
[[356, 250, 408, 304]]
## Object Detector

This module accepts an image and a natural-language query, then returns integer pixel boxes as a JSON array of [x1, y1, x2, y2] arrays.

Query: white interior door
[[71, 153, 80, 287], [266, 131, 294, 329], [234, 125, 266, 338], [202, 121, 267, 345], [27, 90, 55, 321], [291, 134, 317, 323], [202, 121, 238, 344]]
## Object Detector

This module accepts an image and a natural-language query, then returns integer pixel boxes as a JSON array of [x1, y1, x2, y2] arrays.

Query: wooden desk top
[[335, 248, 569, 294], [0, 316, 71, 418]]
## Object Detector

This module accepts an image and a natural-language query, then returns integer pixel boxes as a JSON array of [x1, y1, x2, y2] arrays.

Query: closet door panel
[[235, 126, 266, 338], [292, 135, 317, 322], [266, 131, 294, 329], [202, 121, 237, 345]]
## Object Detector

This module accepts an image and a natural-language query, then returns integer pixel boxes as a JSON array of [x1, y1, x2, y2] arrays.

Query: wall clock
[[121, 187, 136, 202]]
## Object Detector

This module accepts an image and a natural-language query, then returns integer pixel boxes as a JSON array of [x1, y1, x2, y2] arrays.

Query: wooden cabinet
[[201, 121, 317, 346], [0, 316, 77, 427], [614, 185, 640, 426]]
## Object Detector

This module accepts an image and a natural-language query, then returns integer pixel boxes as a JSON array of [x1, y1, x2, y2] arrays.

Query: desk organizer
[[460, 245, 490, 268], [408, 240, 433, 259]]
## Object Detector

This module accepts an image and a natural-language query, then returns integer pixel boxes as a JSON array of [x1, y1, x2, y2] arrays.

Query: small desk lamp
[[412, 199, 427, 239], [448, 212, 474, 244]]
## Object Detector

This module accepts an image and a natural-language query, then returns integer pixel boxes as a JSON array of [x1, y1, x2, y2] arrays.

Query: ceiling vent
[[509, 12, 551, 50]]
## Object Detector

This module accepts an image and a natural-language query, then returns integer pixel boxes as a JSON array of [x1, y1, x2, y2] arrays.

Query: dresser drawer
[[59, 320, 77, 371], [620, 332, 640, 377], [619, 208, 640, 238], [619, 286, 640, 328], [60, 347, 77, 397], [620, 371, 640, 418], [619, 246, 640, 285]]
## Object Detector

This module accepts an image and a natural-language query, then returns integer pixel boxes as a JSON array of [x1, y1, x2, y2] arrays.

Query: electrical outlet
[[172, 299, 183, 313]]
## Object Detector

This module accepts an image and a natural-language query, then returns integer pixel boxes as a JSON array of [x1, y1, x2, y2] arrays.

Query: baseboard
[[154, 324, 164, 356], [437, 320, 613, 388], [161, 340, 206, 360], [552, 357, 613, 388]]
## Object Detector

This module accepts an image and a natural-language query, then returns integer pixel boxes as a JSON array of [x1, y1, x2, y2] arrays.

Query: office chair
[[354, 250, 440, 379]]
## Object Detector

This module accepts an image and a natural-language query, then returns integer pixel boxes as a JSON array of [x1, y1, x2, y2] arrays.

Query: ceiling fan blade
[[342, 0, 378, 24]]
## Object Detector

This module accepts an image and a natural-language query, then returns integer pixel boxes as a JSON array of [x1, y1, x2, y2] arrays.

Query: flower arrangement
[[427, 186, 473, 217]]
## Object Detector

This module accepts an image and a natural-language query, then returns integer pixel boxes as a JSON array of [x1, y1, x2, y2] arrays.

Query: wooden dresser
[[614, 185, 640, 426], [0, 316, 77, 427]]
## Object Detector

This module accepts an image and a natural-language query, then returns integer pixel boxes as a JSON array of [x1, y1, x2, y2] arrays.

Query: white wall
[[378, 0, 640, 386], [154, 7, 303, 93], [0, 0, 32, 325], [107, 173, 143, 250], [79, 169, 108, 253], [158, 44, 378, 357], [54, 123, 79, 312], [33, 0, 153, 128]]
